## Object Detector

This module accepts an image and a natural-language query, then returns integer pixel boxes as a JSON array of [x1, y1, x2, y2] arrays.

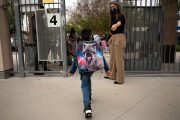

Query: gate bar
[[61, 0, 68, 76], [14, 0, 25, 77]]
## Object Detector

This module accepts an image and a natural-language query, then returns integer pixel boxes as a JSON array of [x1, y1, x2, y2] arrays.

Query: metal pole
[[61, 0, 68, 76], [14, 0, 25, 77]]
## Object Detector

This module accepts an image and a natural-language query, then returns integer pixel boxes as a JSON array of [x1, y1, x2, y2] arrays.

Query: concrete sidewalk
[[0, 73, 180, 120]]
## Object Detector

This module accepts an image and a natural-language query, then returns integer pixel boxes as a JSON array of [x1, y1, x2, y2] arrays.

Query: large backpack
[[77, 41, 104, 73]]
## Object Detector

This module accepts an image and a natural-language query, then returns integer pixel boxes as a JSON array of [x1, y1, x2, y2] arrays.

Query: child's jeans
[[80, 72, 94, 107]]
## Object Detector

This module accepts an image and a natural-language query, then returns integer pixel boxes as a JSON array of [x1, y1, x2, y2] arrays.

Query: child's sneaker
[[84, 105, 92, 118]]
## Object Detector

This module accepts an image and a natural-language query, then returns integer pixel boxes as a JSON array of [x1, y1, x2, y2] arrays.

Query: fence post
[[61, 0, 68, 76], [14, 0, 25, 77]]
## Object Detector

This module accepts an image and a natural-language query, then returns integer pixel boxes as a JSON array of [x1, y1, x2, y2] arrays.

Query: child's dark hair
[[80, 28, 92, 41]]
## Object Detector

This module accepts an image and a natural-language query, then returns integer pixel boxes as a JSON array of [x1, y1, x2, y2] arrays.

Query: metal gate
[[13, 0, 67, 76], [119, 0, 180, 73], [13, 0, 180, 76]]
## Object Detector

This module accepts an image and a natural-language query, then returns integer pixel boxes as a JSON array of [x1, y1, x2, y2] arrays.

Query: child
[[67, 28, 111, 118]]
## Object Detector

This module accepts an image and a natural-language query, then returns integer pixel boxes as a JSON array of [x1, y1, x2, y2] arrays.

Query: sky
[[42, 0, 77, 8], [65, 0, 77, 20], [65, 0, 77, 8]]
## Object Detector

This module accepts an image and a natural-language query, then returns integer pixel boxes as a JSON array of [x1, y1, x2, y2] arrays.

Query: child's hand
[[67, 71, 73, 77]]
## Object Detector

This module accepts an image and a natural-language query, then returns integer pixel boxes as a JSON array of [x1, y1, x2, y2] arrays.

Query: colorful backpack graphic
[[77, 41, 104, 73]]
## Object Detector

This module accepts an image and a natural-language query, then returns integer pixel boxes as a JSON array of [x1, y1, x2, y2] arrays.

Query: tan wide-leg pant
[[109, 33, 126, 83]]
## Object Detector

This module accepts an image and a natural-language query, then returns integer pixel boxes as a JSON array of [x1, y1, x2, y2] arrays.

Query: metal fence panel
[[13, 0, 66, 75], [124, 6, 162, 71], [120, 0, 180, 73]]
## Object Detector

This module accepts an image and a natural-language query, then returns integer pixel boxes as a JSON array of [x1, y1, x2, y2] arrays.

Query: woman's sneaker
[[84, 105, 92, 118]]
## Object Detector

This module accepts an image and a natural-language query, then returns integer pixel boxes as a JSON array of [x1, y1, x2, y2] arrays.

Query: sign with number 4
[[47, 13, 60, 27]]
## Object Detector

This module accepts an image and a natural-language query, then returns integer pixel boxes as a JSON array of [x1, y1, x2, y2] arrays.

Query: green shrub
[[176, 45, 180, 52]]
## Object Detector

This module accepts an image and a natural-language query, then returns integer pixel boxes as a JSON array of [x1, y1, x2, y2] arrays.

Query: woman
[[108, 1, 126, 84]]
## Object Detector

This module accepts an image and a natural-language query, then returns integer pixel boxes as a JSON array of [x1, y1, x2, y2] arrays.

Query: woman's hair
[[110, 1, 125, 19]]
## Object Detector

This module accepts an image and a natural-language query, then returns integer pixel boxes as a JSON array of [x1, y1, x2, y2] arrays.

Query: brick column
[[0, 4, 13, 79]]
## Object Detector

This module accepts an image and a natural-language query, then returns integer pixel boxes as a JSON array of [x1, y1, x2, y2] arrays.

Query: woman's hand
[[111, 21, 121, 31], [111, 23, 118, 31], [107, 37, 112, 45], [106, 71, 111, 77]]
